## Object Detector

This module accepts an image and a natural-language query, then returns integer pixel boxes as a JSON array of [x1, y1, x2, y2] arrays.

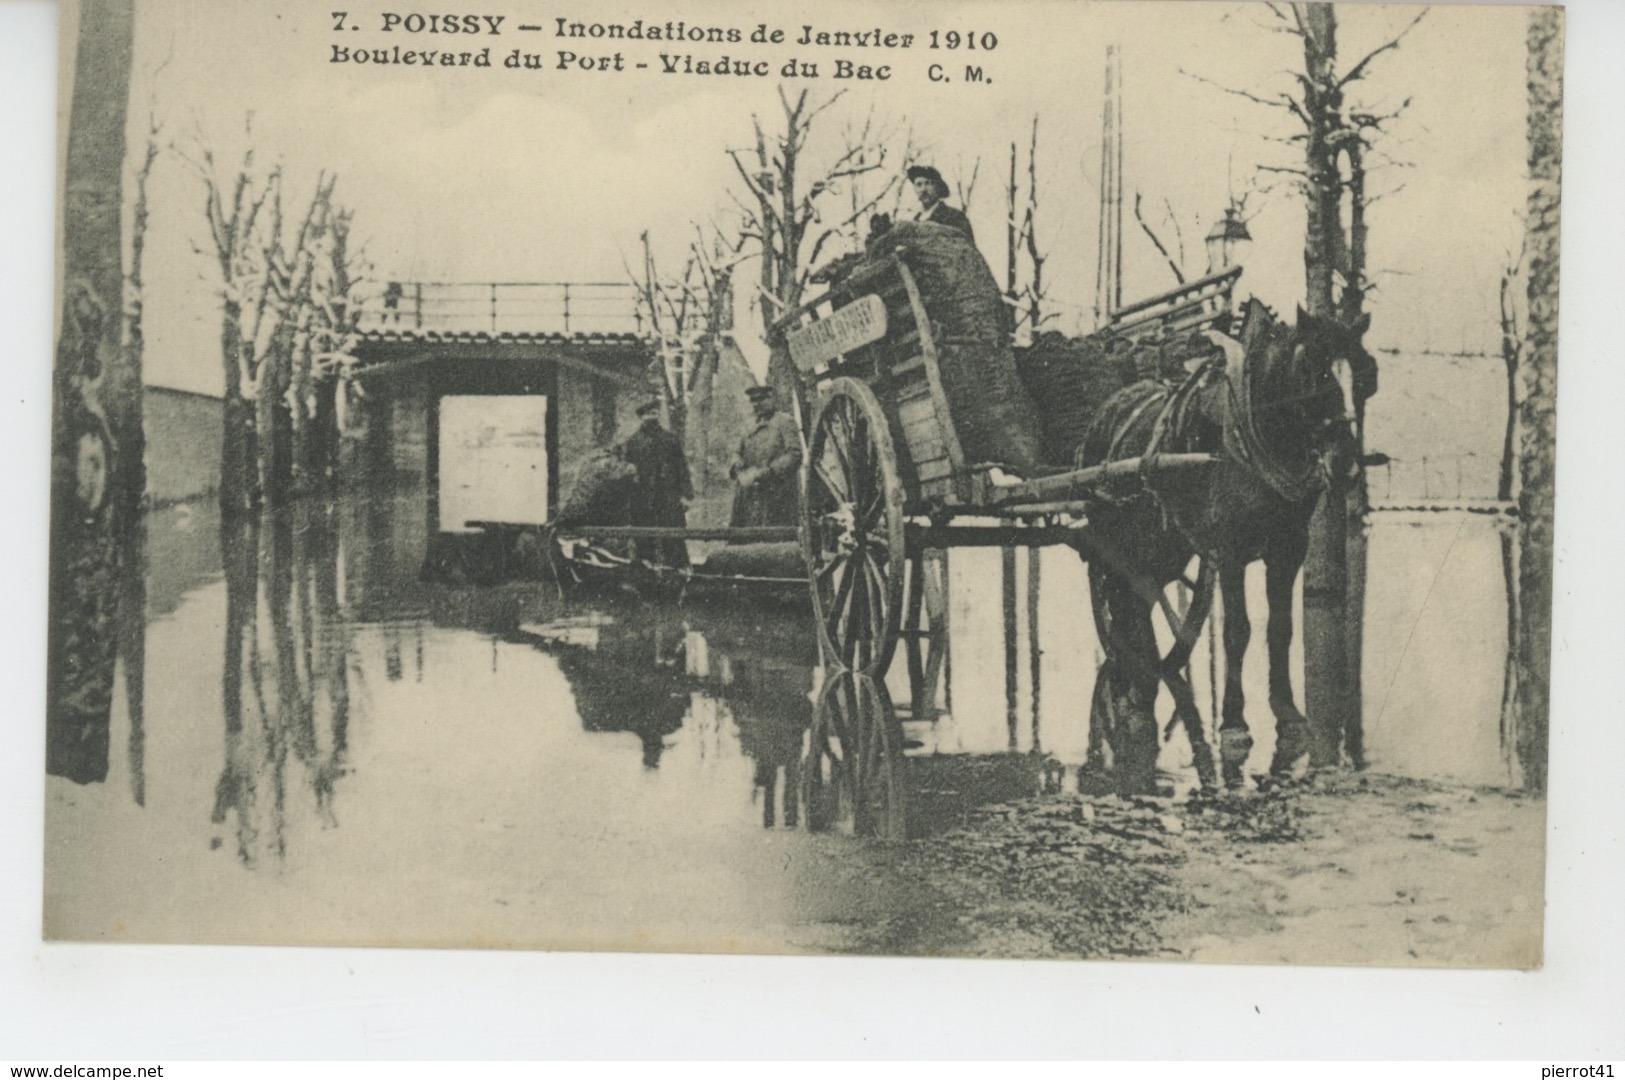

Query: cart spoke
[[831, 405, 860, 490], [857, 490, 887, 531], [845, 556, 868, 668], [824, 557, 856, 639], [859, 552, 889, 654], [849, 412, 873, 499], [812, 455, 850, 505], [845, 558, 871, 662]]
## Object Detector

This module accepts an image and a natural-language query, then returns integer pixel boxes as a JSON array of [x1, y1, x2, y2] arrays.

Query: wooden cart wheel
[[800, 670, 907, 839], [802, 377, 907, 677]]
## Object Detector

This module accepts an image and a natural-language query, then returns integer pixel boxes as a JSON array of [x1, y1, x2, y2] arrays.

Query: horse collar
[[1223, 355, 1328, 503]]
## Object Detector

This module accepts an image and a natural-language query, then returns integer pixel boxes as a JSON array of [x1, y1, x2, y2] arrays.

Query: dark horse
[[1072, 300, 1376, 794]]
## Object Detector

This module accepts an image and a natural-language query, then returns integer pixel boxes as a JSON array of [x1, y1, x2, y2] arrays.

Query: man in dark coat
[[729, 385, 802, 529], [618, 398, 692, 569], [907, 165, 974, 242]]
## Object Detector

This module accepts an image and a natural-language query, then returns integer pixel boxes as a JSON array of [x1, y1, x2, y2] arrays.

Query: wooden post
[[1003, 545, 1020, 750], [1027, 547, 1042, 751]]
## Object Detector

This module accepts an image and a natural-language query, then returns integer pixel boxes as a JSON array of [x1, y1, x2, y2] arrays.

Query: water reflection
[[212, 500, 353, 865], [803, 671, 907, 839], [86, 475, 1520, 873], [680, 608, 818, 828], [187, 483, 839, 862], [509, 614, 690, 770]]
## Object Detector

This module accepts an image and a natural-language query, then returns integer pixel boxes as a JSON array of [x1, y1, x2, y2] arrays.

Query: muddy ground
[[829, 768, 1546, 967]]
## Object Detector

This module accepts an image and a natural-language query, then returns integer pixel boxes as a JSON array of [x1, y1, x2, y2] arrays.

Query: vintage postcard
[[44, 0, 1560, 966]]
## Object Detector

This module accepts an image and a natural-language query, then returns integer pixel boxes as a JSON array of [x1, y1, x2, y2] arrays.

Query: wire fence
[[1368, 451, 1505, 504]]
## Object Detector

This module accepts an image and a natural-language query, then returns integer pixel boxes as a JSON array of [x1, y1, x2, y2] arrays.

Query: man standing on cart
[[729, 385, 802, 529], [619, 397, 693, 569], [907, 165, 974, 242]]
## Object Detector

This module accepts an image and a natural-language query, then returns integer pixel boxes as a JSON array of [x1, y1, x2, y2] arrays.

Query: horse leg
[[1265, 545, 1311, 775], [1159, 565, 1218, 793], [1087, 669, 1111, 776], [1085, 562, 1118, 778], [1218, 560, 1254, 790], [1089, 566, 1160, 796], [1162, 666, 1217, 794]]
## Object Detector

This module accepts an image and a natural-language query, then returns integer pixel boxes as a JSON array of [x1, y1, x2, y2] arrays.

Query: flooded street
[[46, 495, 904, 952], [44, 478, 1534, 958]]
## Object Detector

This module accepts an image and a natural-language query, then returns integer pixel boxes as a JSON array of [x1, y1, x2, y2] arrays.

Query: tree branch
[[1337, 9, 1428, 89]]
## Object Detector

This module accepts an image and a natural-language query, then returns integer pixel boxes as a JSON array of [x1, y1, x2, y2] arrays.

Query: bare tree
[[1132, 192, 1187, 287], [47, 0, 136, 784], [1490, 240, 1527, 782], [628, 224, 749, 443], [177, 142, 365, 851], [1001, 117, 1052, 340], [727, 89, 902, 397], [181, 137, 358, 515], [954, 157, 981, 216], [303, 203, 367, 490], [1189, 3, 1426, 766]]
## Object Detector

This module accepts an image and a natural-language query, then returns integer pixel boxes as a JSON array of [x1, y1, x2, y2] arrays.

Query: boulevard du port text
[[326, 12, 1003, 84]]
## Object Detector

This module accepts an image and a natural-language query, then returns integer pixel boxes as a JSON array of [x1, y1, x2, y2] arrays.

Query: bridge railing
[[360, 281, 644, 336], [1106, 265, 1243, 342]]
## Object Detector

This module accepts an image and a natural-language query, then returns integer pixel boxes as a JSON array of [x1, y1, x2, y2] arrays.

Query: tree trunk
[[47, 0, 136, 784], [1497, 270, 1521, 777], [1299, 4, 1342, 319], [1303, 488, 1351, 766], [1516, 7, 1562, 795], [1297, 1, 1358, 767]]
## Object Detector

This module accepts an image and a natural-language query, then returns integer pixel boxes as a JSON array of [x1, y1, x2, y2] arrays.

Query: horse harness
[[1086, 331, 1332, 546]]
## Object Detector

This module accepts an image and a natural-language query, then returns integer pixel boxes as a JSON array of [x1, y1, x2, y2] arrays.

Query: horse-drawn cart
[[777, 224, 1248, 834]]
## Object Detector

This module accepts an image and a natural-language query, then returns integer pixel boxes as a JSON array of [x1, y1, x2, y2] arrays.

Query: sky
[[85, 0, 1531, 395]]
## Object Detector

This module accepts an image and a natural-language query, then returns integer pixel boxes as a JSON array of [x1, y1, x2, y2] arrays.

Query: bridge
[[348, 280, 657, 554]]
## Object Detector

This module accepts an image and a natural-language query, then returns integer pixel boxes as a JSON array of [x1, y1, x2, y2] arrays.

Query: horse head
[[1222, 302, 1376, 495], [1288, 307, 1376, 462]]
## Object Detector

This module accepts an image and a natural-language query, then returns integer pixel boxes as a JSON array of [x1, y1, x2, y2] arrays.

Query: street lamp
[[1205, 206, 1252, 273]]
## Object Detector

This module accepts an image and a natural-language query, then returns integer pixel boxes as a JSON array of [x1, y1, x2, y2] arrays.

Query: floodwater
[[43, 478, 1517, 951], [925, 515, 1517, 790]]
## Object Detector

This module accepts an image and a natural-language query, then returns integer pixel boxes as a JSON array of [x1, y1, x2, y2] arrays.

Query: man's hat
[[907, 165, 950, 199], [745, 385, 776, 402], [635, 397, 662, 417]]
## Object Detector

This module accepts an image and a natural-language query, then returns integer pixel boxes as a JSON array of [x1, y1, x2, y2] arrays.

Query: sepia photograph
[[38, 0, 1567, 977]]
